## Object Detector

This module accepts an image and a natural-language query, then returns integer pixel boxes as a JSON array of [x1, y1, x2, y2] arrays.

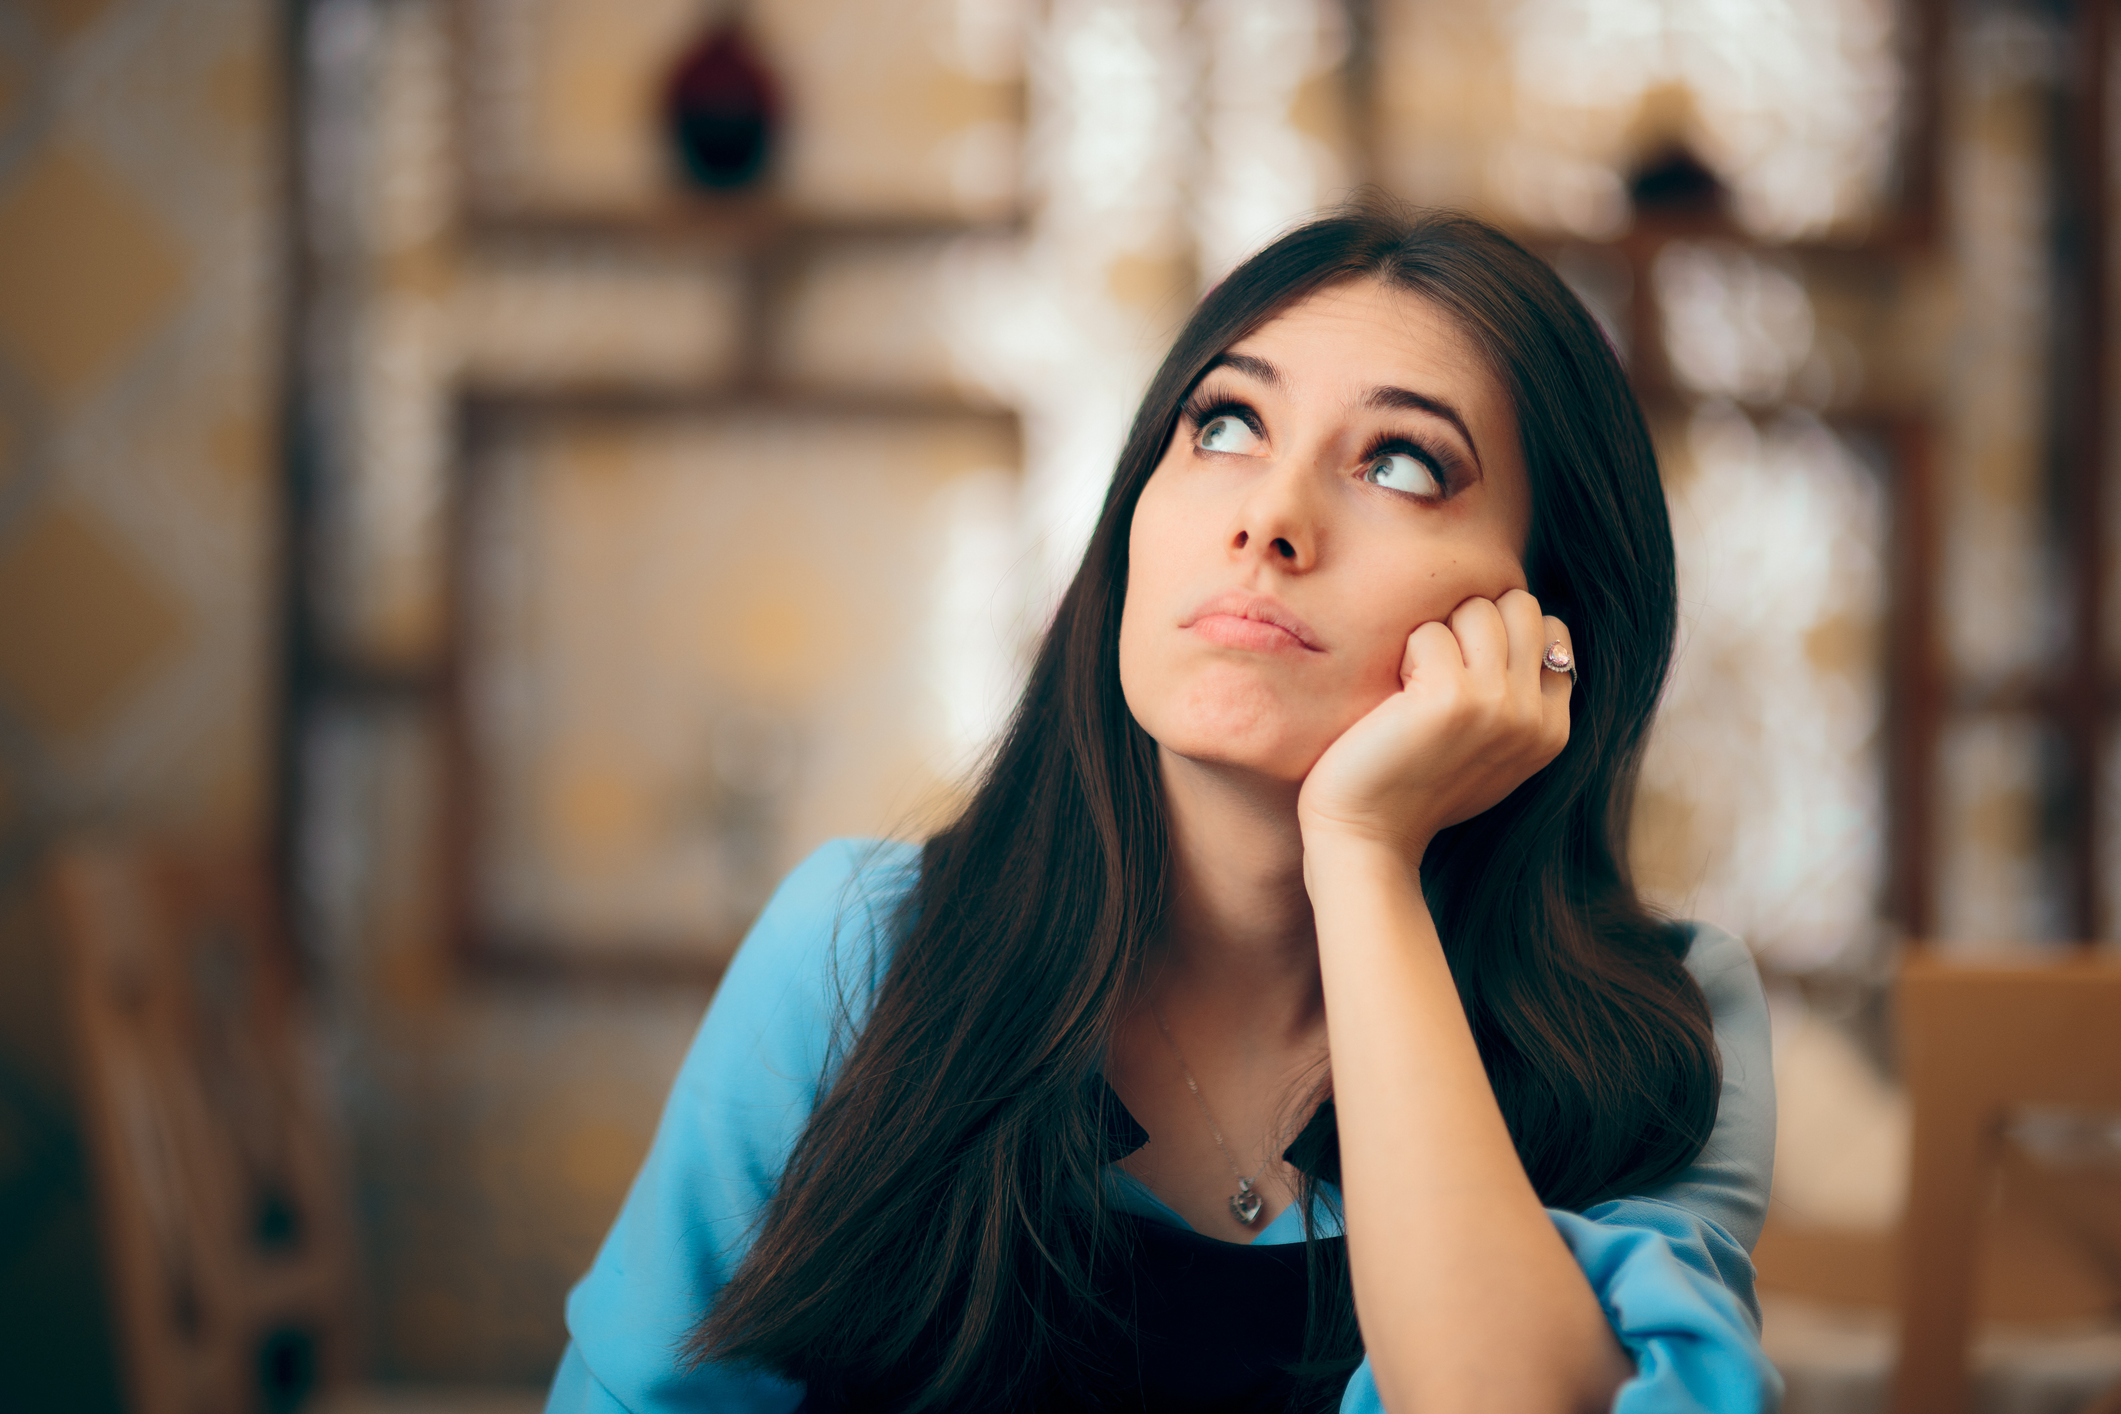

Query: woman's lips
[[1180, 592, 1324, 652]]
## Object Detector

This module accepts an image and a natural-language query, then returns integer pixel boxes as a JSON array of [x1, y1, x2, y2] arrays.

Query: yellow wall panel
[[0, 142, 189, 406], [0, 498, 187, 739]]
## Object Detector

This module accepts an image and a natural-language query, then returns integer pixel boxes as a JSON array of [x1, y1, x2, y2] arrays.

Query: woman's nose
[[1228, 462, 1319, 571]]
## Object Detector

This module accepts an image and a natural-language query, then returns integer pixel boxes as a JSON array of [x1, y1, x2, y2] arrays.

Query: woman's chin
[[1154, 726, 1327, 790], [1126, 669, 1365, 787], [1144, 676, 1380, 777]]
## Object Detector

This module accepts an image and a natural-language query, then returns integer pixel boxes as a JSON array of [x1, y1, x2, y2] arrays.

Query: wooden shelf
[[309, 662, 444, 698], [1951, 674, 2121, 718], [456, 381, 1019, 431], [462, 195, 1024, 251], [1630, 387, 1928, 429], [1521, 207, 1941, 264]]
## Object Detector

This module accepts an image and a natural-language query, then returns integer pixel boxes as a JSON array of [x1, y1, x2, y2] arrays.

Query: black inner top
[[796, 1082, 1352, 1414], [1084, 1210, 1342, 1414]]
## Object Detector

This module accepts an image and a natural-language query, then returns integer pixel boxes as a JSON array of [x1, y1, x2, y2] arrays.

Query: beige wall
[[0, 0, 279, 1403], [0, 0, 276, 834]]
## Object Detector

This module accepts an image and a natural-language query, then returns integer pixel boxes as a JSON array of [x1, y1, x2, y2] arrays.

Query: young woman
[[546, 204, 1779, 1413]]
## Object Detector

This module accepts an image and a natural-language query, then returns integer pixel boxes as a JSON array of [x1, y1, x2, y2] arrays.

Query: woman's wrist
[[1300, 805, 1430, 861], [1298, 818, 1429, 903]]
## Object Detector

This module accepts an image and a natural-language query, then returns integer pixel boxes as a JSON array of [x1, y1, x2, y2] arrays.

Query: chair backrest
[[1892, 952, 2121, 1414], [47, 838, 358, 1414]]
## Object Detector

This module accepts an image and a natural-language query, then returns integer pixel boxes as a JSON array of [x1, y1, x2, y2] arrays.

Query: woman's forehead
[[1221, 281, 1515, 432]]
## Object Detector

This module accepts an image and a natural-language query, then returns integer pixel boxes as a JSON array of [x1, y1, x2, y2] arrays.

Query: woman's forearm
[[1305, 833, 1630, 1414]]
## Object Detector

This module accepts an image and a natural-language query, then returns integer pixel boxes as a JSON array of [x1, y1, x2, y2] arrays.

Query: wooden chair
[[1891, 952, 2121, 1414], [48, 839, 359, 1414]]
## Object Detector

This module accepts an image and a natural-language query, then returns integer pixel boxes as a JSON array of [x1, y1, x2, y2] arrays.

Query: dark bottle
[[663, 12, 781, 191]]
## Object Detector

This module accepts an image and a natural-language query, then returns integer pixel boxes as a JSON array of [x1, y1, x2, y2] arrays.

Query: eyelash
[[1179, 391, 1261, 439], [1360, 434, 1456, 495], [1178, 387, 1463, 498]]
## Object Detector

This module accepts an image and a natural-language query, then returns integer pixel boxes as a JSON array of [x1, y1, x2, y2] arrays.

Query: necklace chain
[[1149, 1002, 1269, 1226]]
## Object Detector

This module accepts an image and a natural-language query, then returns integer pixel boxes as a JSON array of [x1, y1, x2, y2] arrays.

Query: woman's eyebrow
[[1364, 385, 1483, 470], [1201, 351, 1283, 388]]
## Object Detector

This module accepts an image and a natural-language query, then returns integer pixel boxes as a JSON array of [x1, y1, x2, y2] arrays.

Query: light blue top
[[547, 838, 1782, 1413]]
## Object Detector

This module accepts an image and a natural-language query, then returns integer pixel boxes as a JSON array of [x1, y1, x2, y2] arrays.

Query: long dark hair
[[696, 202, 1721, 1409]]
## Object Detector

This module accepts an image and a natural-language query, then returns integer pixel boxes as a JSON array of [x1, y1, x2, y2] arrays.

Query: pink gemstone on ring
[[1543, 642, 1573, 673]]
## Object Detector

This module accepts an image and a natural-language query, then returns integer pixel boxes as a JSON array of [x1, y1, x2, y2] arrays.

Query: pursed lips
[[1179, 592, 1324, 652]]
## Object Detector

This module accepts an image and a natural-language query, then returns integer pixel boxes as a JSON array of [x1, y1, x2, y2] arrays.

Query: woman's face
[[1118, 278, 1534, 784]]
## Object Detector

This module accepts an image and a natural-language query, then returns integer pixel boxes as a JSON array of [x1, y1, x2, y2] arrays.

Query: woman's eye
[[1364, 451, 1443, 498], [1196, 414, 1260, 455]]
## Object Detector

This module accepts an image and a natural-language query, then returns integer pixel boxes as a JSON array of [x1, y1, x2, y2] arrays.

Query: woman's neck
[[1152, 748, 1325, 1043]]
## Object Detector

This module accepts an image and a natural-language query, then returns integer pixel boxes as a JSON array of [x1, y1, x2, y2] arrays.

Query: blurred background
[[2, 0, 2120, 1410]]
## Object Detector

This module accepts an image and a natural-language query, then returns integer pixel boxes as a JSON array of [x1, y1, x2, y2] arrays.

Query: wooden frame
[[425, 0, 1031, 975], [1892, 953, 2121, 1414], [1893, 0, 2119, 948], [1492, 0, 2121, 955], [280, 0, 1030, 980], [434, 197, 1025, 976], [438, 392, 1020, 980], [2052, 0, 2113, 942], [49, 841, 359, 1414]]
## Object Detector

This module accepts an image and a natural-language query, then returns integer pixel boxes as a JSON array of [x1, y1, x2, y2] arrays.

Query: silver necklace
[[1149, 1002, 1268, 1227]]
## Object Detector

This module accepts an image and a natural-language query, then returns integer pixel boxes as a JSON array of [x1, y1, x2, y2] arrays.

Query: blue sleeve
[[1649, 922, 1777, 1261], [1337, 921, 1782, 1414], [545, 838, 919, 1414]]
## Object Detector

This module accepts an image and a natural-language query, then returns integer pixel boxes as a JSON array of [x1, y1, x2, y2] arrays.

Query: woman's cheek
[[1336, 664, 1406, 739], [1293, 649, 1403, 763]]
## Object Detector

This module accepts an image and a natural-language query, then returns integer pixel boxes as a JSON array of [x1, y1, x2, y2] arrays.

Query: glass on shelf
[[663, 13, 780, 192]]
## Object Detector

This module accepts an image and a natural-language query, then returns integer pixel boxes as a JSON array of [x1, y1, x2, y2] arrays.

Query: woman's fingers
[[1447, 596, 1511, 678], [1418, 593, 1570, 734], [1471, 591, 1570, 757], [1494, 590, 1549, 683], [1312, 594, 1569, 846], [1400, 618, 1464, 687]]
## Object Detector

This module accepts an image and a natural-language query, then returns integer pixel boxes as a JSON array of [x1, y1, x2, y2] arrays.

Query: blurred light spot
[[1640, 405, 1885, 969], [1055, 4, 1169, 216], [546, 752, 654, 875], [1655, 241, 1814, 403], [1193, 0, 1352, 281], [1496, 143, 1631, 241], [926, 469, 1020, 764]]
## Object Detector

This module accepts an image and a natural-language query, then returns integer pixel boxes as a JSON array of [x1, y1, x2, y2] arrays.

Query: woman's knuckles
[[1315, 646, 1569, 839]]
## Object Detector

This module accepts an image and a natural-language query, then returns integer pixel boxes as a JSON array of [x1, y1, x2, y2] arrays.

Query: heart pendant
[[1229, 1180, 1263, 1226]]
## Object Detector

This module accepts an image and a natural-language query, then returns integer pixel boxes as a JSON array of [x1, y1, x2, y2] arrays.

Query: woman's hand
[[1297, 589, 1572, 860], [1298, 589, 1626, 1413]]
